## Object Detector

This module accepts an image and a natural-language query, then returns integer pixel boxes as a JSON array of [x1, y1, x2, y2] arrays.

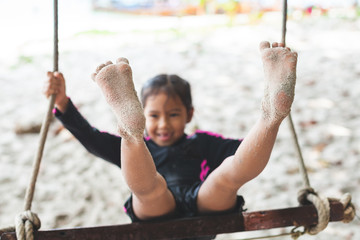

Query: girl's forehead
[[145, 92, 184, 109], [146, 91, 179, 102]]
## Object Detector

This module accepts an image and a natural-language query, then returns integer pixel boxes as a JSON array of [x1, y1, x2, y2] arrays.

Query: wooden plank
[[1, 200, 344, 240]]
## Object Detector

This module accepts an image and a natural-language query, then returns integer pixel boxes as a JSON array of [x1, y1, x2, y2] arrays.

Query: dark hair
[[140, 74, 193, 112]]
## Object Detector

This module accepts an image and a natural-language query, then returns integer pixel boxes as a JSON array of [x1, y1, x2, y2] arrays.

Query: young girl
[[44, 41, 297, 232]]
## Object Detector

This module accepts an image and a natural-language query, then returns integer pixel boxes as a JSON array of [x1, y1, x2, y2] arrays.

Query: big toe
[[116, 57, 129, 64]]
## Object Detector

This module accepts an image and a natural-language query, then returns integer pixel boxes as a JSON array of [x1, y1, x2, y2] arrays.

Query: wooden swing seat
[[1, 200, 344, 240]]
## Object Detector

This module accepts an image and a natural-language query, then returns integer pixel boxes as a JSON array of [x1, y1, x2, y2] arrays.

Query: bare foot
[[260, 41, 297, 123], [92, 57, 145, 141]]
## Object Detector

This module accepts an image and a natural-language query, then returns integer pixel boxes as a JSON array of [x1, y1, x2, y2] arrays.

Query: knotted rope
[[297, 190, 356, 235], [15, 211, 42, 240], [333, 193, 356, 224], [297, 188, 330, 235], [281, 0, 332, 234], [281, 0, 355, 235], [0, 0, 58, 239], [0, 212, 42, 240]]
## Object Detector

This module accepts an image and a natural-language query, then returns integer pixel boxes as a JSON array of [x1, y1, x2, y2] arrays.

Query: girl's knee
[[132, 186, 176, 220]]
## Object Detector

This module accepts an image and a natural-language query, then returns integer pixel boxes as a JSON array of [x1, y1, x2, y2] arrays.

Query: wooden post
[[1, 200, 344, 240]]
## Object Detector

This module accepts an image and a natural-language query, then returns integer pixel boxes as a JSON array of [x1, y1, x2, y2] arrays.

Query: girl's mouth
[[157, 133, 171, 142]]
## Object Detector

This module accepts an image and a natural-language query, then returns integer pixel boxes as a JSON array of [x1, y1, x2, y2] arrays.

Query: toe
[[91, 72, 97, 81], [272, 42, 279, 48], [116, 57, 129, 64], [259, 41, 270, 51], [96, 63, 106, 73]]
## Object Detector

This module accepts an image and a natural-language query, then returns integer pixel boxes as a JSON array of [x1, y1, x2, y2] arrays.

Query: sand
[[0, 0, 359, 239], [93, 59, 145, 140], [260, 42, 297, 121]]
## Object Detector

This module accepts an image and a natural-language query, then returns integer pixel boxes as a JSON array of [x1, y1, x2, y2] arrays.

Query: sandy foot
[[260, 41, 297, 122], [92, 58, 145, 141]]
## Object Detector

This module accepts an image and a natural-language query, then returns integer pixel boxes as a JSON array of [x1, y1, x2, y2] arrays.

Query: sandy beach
[[0, 0, 359, 239]]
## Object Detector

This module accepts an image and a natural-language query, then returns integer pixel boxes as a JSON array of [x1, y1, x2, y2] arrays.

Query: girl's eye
[[170, 113, 179, 117], [150, 114, 158, 118]]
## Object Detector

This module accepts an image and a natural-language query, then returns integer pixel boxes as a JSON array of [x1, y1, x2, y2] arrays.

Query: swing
[[0, 201, 348, 240], [0, 1, 356, 240]]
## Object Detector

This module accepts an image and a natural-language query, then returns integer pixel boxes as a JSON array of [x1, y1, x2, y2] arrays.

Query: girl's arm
[[54, 99, 122, 167], [43, 71, 121, 167]]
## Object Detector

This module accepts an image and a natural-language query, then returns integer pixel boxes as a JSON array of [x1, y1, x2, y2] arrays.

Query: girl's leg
[[92, 58, 176, 219], [197, 41, 298, 213]]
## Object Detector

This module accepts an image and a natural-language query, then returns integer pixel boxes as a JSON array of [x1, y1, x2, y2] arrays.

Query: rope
[[304, 191, 330, 235], [280, 0, 287, 46], [14, 211, 41, 240], [280, 0, 356, 235], [0, 0, 58, 239], [280, 0, 330, 235], [281, 0, 311, 190], [287, 114, 311, 188], [0, 212, 42, 240], [332, 193, 356, 224], [297, 190, 356, 235], [24, 0, 58, 212]]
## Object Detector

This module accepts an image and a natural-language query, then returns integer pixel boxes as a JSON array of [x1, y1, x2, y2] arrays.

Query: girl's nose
[[158, 117, 169, 129]]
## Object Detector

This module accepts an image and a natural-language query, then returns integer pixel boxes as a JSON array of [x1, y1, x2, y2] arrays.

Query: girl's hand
[[43, 71, 69, 113]]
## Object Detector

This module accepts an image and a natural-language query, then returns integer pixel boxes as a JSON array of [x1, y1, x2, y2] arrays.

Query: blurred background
[[0, 0, 359, 239]]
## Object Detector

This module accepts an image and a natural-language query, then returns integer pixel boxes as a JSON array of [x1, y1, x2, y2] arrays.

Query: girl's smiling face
[[144, 92, 193, 147]]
